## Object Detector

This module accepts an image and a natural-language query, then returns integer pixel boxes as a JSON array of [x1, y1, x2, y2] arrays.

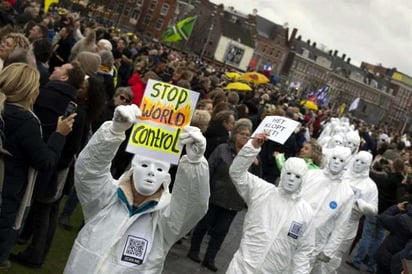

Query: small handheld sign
[[252, 115, 300, 145]]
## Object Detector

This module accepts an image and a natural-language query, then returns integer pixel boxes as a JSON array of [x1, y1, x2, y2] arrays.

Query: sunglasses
[[119, 95, 131, 103]]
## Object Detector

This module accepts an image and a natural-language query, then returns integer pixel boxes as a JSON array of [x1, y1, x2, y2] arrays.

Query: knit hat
[[76, 51, 101, 76]]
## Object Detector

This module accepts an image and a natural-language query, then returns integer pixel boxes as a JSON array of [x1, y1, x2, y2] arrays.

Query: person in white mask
[[301, 146, 355, 274], [64, 105, 210, 274], [227, 133, 315, 274], [325, 151, 378, 273]]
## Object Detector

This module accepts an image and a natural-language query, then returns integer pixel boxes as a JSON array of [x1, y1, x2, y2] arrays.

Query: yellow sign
[[129, 124, 181, 155], [127, 80, 199, 164]]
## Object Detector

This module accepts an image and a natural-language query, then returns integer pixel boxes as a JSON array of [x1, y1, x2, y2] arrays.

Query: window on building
[[149, 0, 157, 11], [137, 0, 143, 4], [124, 7, 130, 16], [144, 15, 152, 26], [160, 3, 169, 15], [132, 9, 140, 19], [155, 19, 163, 30]]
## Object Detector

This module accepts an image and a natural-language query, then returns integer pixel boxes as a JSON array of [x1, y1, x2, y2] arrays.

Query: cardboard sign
[[126, 79, 199, 164], [252, 116, 300, 145]]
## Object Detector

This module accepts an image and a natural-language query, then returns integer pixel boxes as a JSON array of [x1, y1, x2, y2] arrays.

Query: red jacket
[[128, 73, 146, 106]]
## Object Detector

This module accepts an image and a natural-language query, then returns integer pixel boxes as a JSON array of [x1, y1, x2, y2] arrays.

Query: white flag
[[348, 97, 360, 111]]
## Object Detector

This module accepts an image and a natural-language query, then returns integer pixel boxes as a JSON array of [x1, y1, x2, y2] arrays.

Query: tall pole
[[200, 20, 214, 59]]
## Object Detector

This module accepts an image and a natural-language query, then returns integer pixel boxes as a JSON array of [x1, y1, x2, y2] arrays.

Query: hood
[[35, 80, 77, 115], [117, 169, 171, 216], [278, 157, 308, 200]]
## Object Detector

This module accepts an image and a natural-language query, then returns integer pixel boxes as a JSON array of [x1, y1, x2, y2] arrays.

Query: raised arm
[[229, 133, 273, 204], [160, 126, 210, 244], [75, 105, 141, 221]]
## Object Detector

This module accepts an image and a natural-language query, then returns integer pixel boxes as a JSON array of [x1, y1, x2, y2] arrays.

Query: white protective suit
[[64, 120, 210, 274], [327, 151, 378, 273], [227, 140, 315, 274], [322, 134, 344, 159], [301, 146, 355, 274]]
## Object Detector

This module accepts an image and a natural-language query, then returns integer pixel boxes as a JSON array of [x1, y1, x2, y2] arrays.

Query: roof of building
[[255, 15, 283, 39], [292, 38, 391, 91], [220, 11, 254, 47]]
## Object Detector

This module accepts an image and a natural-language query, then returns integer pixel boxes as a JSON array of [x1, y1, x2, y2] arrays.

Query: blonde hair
[[191, 109, 211, 133], [5, 33, 30, 50], [0, 63, 40, 111]]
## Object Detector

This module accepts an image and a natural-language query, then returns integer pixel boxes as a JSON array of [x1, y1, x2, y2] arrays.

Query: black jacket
[[371, 170, 404, 213], [33, 81, 87, 200], [204, 121, 229, 159], [208, 142, 245, 211], [376, 205, 412, 273], [1, 103, 65, 209]]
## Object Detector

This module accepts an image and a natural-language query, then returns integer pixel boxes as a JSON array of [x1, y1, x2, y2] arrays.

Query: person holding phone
[[8, 61, 85, 269], [0, 63, 76, 269], [375, 201, 412, 274]]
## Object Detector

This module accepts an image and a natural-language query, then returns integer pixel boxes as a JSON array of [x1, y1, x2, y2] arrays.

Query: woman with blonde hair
[[0, 63, 75, 269], [0, 33, 30, 70]]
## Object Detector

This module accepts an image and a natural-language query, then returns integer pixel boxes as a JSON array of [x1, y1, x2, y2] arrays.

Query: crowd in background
[[0, 1, 412, 273]]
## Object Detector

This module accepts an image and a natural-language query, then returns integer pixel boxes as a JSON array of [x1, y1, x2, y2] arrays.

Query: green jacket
[[275, 153, 319, 171]]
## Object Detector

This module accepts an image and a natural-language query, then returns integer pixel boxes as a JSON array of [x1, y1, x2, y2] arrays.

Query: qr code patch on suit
[[121, 235, 148, 265]]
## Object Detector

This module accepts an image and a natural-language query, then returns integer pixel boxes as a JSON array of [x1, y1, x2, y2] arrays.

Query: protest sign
[[127, 79, 199, 164], [252, 116, 300, 144]]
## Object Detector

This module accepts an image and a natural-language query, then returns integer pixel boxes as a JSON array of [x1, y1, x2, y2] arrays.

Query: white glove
[[316, 251, 331, 263], [111, 105, 141, 134], [180, 126, 206, 163]]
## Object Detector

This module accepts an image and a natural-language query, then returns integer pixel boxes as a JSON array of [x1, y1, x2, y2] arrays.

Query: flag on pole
[[306, 86, 329, 107], [162, 16, 196, 43], [316, 86, 329, 107], [44, 0, 58, 12], [348, 97, 360, 111]]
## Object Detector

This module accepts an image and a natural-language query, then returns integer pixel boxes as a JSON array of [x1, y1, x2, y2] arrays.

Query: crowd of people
[[0, 1, 412, 273]]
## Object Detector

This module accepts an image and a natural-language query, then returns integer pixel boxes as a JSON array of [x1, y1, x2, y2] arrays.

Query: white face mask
[[328, 155, 346, 175], [345, 141, 357, 154], [353, 158, 369, 173], [280, 171, 303, 194], [132, 158, 170, 196], [334, 139, 343, 147]]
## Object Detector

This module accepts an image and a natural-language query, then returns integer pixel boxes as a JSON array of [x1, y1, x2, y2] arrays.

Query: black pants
[[189, 204, 237, 262], [0, 198, 19, 262], [19, 200, 60, 265]]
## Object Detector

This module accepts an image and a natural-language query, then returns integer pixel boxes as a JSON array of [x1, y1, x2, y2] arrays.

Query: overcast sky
[[210, 0, 412, 76]]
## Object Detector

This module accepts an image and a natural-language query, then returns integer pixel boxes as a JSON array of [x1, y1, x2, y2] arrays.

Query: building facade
[[284, 37, 394, 126]]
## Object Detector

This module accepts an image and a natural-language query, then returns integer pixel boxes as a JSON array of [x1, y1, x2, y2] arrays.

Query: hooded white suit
[[64, 121, 210, 274], [301, 146, 354, 274], [227, 140, 315, 274], [326, 151, 378, 273]]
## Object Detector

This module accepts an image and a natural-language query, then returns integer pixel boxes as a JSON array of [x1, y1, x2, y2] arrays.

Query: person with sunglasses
[[92, 86, 134, 132]]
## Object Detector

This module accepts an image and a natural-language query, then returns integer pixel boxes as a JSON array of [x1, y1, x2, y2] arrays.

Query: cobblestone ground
[[163, 210, 371, 274]]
